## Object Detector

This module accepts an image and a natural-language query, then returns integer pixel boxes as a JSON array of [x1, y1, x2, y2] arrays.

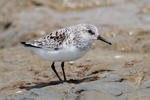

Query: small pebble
[[114, 55, 123, 59], [16, 90, 22, 94], [69, 61, 75, 65], [86, 58, 91, 62]]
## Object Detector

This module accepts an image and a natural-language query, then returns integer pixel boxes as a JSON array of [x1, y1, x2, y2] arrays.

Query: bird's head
[[79, 24, 112, 45]]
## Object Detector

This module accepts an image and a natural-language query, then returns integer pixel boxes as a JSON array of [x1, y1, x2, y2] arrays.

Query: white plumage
[[21, 24, 111, 81]]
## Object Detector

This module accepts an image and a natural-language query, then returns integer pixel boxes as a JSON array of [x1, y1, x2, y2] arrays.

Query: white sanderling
[[21, 24, 112, 81]]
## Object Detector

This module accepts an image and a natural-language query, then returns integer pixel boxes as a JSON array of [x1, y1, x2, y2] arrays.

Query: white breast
[[32, 46, 89, 62]]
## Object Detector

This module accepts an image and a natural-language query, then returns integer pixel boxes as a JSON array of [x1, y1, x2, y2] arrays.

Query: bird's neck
[[76, 39, 94, 51]]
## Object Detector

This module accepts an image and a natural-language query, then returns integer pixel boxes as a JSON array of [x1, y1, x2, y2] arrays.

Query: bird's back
[[22, 26, 75, 50]]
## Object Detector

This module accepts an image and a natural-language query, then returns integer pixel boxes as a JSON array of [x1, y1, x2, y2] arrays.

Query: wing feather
[[22, 27, 72, 50]]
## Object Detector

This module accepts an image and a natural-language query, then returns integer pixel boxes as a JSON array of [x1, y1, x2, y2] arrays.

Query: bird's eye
[[88, 30, 95, 35]]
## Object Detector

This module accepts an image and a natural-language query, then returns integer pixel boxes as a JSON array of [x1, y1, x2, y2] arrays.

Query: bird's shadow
[[20, 76, 98, 90]]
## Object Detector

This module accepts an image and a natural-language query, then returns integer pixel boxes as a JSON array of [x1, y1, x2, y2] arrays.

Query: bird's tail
[[21, 42, 41, 48]]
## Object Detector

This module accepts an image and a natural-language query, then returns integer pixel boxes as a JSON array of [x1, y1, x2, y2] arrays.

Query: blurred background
[[0, 0, 150, 52], [0, 0, 150, 99]]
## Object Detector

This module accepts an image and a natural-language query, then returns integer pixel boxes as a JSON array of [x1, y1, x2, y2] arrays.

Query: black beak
[[97, 35, 112, 45]]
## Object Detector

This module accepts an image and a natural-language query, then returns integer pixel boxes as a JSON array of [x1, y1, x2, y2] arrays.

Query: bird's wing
[[22, 28, 72, 51]]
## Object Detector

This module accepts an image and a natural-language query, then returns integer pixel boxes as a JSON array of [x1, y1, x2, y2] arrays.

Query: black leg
[[61, 62, 67, 81], [51, 62, 62, 81]]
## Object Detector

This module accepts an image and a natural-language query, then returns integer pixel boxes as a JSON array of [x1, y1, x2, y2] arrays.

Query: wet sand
[[0, 0, 150, 100]]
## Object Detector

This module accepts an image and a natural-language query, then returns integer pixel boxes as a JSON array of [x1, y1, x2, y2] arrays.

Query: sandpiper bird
[[21, 24, 112, 81]]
